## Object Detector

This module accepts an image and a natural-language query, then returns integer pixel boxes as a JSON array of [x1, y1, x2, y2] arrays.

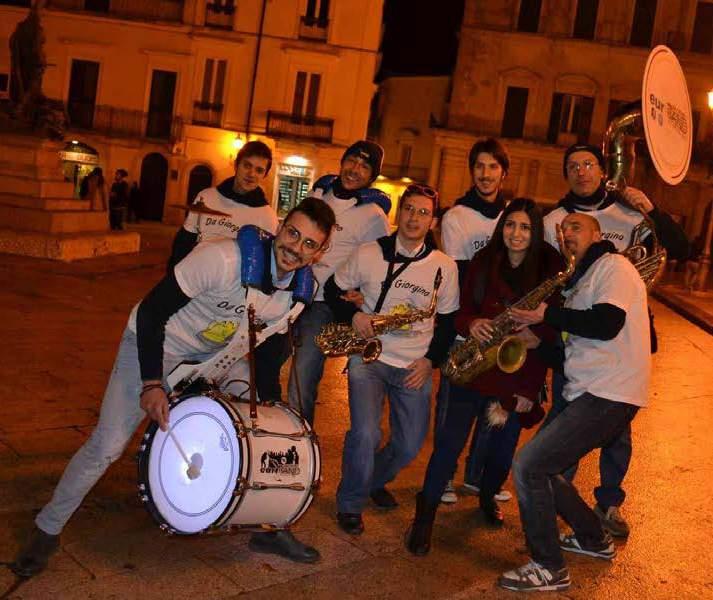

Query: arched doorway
[[139, 153, 168, 221], [186, 165, 213, 204]]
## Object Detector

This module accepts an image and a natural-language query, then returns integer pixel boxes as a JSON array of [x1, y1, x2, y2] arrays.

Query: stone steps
[[0, 174, 75, 199], [0, 205, 110, 234], [0, 193, 91, 211], [0, 228, 140, 261]]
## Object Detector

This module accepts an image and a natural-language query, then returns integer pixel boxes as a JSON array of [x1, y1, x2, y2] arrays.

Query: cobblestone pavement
[[1, 224, 712, 599]]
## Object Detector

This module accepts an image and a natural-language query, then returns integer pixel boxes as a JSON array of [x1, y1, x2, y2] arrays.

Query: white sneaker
[[440, 480, 458, 504], [461, 483, 512, 502]]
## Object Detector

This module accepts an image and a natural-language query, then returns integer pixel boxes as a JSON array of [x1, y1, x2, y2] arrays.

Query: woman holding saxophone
[[406, 197, 563, 556]]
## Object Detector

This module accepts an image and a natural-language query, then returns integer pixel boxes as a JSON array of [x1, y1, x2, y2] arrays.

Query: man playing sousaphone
[[12, 197, 335, 577], [323, 184, 459, 537]]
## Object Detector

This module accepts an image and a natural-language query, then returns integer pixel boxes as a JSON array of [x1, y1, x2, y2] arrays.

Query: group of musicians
[[12, 136, 689, 593]]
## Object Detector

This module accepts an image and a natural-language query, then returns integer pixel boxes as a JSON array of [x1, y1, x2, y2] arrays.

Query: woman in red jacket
[[406, 197, 563, 556]]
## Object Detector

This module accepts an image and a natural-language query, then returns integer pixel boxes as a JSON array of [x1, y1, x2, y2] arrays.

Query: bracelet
[[140, 383, 164, 397]]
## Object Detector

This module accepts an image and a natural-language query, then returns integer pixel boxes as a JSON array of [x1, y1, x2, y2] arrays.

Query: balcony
[[67, 102, 183, 142], [266, 111, 333, 144], [381, 164, 429, 182], [47, 0, 184, 23], [192, 101, 223, 128], [299, 15, 328, 41], [205, 1, 234, 28]]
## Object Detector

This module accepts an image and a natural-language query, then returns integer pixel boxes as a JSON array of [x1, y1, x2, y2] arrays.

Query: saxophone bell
[[362, 338, 382, 363], [496, 335, 527, 374]]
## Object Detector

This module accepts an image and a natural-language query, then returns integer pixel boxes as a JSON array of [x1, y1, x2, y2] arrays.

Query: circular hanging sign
[[642, 45, 692, 186]]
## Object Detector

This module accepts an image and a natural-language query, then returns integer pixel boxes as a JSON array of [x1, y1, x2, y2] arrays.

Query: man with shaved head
[[496, 212, 651, 592]]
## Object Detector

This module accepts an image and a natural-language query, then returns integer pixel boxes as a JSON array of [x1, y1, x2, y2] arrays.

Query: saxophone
[[443, 253, 575, 387], [316, 268, 443, 363]]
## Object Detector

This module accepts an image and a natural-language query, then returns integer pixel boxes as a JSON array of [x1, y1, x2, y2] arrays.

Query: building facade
[[426, 0, 713, 242], [0, 0, 382, 223]]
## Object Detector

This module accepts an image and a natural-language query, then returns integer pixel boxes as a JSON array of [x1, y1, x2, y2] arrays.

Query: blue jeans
[[513, 392, 638, 570], [336, 356, 432, 514], [287, 301, 334, 426], [541, 372, 632, 509], [424, 384, 521, 504]]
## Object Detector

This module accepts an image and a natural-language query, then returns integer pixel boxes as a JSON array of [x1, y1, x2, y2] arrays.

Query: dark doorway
[[146, 70, 177, 139], [139, 153, 168, 221], [186, 165, 213, 204], [67, 59, 100, 129]]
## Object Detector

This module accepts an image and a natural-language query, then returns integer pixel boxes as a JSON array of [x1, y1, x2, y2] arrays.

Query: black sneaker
[[336, 512, 364, 535], [369, 487, 398, 510], [559, 532, 616, 560], [498, 560, 571, 592], [248, 530, 320, 564], [594, 504, 630, 538], [10, 526, 60, 578]]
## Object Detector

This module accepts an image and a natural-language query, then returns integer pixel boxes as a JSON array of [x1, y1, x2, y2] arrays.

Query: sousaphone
[[603, 45, 693, 288]]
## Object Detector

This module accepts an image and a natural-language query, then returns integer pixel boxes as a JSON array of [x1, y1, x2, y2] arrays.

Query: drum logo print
[[219, 433, 230, 451], [260, 446, 300, 476]]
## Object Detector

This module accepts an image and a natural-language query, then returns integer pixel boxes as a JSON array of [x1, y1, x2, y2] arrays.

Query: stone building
[[423, 0, 713, 241], [0, 0, 382, 224]]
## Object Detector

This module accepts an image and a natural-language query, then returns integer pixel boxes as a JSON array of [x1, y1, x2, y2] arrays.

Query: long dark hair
[[470, 197, 545, 308]]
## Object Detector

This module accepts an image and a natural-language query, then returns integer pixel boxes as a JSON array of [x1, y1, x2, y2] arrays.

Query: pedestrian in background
[[80, 167, 107, 212], [128, 181, 142, 223], [109, 169, 129, 230]]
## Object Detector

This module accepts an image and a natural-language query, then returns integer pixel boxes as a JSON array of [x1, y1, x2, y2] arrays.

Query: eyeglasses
[[566, 160, 598, 175], [400, 203, 433, 218], [281, 224, 323, 254], [405, 184, 439, 200]]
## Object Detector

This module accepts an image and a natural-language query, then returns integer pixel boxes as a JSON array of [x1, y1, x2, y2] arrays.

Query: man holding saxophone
[[542, 143, 688, 538], [322, 184, 459, 536]]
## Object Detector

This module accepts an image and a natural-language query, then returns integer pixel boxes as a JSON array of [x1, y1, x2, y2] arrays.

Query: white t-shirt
[[441, 204, 502, 261], [128, 239, 296, 359], [561, 253, 650, 407], [544, 202, 645, 253], [334, 240, 459, 368], [309, 187, 390, 301], [183, 185, 279, 241]]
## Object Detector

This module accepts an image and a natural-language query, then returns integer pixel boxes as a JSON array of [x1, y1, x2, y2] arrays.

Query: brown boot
[[405, 492, 439, 556]]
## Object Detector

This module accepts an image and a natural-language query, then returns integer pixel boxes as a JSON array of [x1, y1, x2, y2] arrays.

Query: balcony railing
[[47, 0, 184, 23], [205, 1, 234, 28], [192, 101, 223, 128], [67, 102, 182, 142], [299, 15, 328, 41], [266, 111, 333, 143]]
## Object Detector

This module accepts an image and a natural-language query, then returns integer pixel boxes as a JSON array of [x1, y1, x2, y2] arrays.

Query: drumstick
[[167, 427, 201, 479]]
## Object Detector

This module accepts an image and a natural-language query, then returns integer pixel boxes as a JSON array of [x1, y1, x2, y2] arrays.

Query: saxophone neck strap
[[374, 260, 411, 315]]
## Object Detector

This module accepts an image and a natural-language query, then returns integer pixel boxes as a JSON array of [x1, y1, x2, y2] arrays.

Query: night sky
[[377, 0, 465, 80]]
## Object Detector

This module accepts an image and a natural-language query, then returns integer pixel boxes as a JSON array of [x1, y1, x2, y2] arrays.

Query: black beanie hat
[[342, 140, 384, 181], [562, 144, 605, 178]]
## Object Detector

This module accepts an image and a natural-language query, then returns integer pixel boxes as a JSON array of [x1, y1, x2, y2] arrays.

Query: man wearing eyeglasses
[[287, 141, 392, 426], [436, 137, 514, 508], [323, 185, 459, 536], [541, 143, 689, 539], [12, 198, 335, 577]]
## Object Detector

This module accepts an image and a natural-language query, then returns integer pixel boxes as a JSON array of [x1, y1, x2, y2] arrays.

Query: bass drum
[[137, 391, 320, 534]]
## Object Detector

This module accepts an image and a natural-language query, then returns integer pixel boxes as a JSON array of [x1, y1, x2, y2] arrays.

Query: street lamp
[[694, 90, 713, 290]]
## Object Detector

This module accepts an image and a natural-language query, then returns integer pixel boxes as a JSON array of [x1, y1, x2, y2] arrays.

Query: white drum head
[[146, 396, 241, 533], [642, 45, 692, 186]]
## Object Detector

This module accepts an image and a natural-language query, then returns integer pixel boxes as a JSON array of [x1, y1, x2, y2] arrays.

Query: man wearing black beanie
[[541, 143, 689, 539], [288, 140, 392, 427]]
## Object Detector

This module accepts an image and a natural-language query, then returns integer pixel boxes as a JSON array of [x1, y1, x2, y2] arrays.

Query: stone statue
[[5, 0, 66, 139]]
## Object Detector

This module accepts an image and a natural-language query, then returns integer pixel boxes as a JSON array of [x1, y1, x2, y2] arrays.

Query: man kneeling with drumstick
[[12, 197, 336, 576]]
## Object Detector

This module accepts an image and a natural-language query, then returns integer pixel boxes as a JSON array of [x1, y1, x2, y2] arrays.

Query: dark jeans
[[423, 383, 522, 504], [542, 372, 632, 508], [513, 392, 638, 570]]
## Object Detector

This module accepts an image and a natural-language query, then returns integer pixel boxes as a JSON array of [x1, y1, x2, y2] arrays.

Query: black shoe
[[480, 495, 504, 527], [370, 487, 398, 510], [336, 512, 364, 535], [248, 530, 320, 564], [405, 492, 439, 556], [10, 526, 60, 577]]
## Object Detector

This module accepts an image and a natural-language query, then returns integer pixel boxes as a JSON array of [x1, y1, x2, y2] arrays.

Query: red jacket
[[454, 245, 564, 427]]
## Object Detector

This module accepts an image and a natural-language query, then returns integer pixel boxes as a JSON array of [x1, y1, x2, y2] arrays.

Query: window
[[207, 0, 235, 14], [630, 0, 657, 47], [547, 93, 595, 144], [691, 2, 713, 54], [501, 86, 529, 139], [291, 71, 321, 120], [517, 0, 542, 33], [84, 0, 110, 11], [206, 0, 235, 27], [194, 59, 226, 126], [573, 0, 599, 40], [304, 0, 329, 28]]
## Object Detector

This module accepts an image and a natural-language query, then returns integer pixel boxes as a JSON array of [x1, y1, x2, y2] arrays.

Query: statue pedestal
[[0, 134, 140, 261]]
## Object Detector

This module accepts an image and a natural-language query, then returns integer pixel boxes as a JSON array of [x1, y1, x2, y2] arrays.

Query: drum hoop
[[137, 392, 243, 535]]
